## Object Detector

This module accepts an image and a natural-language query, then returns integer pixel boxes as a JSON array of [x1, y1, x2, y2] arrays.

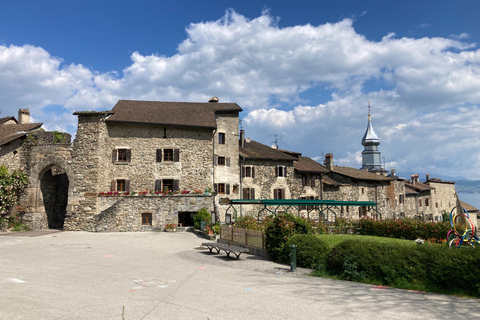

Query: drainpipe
[[212, 126, 217, 222], [240, 156, 243, 217]]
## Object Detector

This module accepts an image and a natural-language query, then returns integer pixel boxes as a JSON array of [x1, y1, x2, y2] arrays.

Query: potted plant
[[165, 223, 177, 232], [204, 224, 214, 235]]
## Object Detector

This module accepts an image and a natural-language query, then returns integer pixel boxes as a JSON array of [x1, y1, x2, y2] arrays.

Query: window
[[154, 179, 180, 193], [275, 166, 286, 177], [419, 199, 422, 207], [142, 213, 152, 225], [242, 166, 255, 178], [361, 188, 364, 194], [215, 183, 230, 195], [110, 179, 130, 192], [164, 149, 174, 161], [156, 149, 179, 162], [311, 175, 317, 188], [215, 156, 230, 166], [218, 132, 225, 144], [273, 188, 285, 199], [425, 198, 429, 207], [112, 148, 131, 163], [243, 188, 255, 199], [399, 195, 404, 204]]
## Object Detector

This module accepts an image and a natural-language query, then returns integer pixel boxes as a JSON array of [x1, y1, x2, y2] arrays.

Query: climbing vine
[[0, 165, 28, 214]]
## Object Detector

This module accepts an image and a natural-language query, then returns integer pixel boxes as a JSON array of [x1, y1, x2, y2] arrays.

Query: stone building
[[66, 99, 241, 231]]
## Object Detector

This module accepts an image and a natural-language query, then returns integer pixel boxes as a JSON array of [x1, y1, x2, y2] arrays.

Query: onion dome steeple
[[361, 102, 382, 171]]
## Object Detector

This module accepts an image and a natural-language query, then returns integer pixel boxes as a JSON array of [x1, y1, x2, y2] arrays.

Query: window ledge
[[113, 161, 130, 165]]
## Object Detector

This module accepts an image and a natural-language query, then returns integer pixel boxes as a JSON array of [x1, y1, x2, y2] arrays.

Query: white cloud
[[1, 10, 480, 178]]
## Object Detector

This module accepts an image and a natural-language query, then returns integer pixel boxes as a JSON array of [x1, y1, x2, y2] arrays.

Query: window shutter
[[174, 149, 180, 162], [226, 184, 230, 195], [155, 180, 162, 192], [302, 174, 306, 187], [274, 189, 278, 199], [243, 188, 247, 199], [251, 188, 255, 199], [214, 184, 218, 193], [111, 180, 116, 191], [112, 149, 117, 163], [226, 157, 230, 167], [252, 167, 255, 178], [125, 180, 130, 191], [275, 166, 279, 177], [242, 166, 246, 178], [284, 167, 287, 177], [214, 155, 218, 166], [173, 180, 180, 191], [280, 189, 285, 199], [126, 149, 131, 162], [156, 149, 162, 162]]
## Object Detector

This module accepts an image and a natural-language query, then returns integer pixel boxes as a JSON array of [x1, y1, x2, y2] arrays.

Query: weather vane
[[367, 100, 371, 115]]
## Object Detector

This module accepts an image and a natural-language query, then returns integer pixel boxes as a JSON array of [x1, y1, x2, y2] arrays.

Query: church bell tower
[[361, 102, 382, 171]]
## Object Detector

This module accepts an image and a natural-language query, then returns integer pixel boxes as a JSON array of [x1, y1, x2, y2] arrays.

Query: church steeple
[[361, 102, 382, 171]]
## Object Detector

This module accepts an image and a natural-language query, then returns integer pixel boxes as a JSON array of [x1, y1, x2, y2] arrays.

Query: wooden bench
[[202, 242, 249, 259]]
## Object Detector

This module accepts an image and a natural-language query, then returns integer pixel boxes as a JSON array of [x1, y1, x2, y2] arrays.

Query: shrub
[[264, 213, 313, 262], [354, 217, 450, 242], [285, 234, 329, 269], [193, 207, 211, 229], [235, 215, 260, 230], [325, 238, 480, 297]]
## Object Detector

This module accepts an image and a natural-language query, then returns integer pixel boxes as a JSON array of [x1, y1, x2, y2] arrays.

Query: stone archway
[[27, 155, 75, 229]]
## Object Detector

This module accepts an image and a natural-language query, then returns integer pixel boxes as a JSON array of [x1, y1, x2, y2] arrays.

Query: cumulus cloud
[[1, 10, 480, 178]]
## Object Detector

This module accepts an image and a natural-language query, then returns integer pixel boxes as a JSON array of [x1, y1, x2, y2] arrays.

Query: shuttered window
[[273, 189, 285, 199], [156, 149, 180, 162], [110, 179, 130, 192], [112, 149, 131, 163], [275, 166, 286, 177], [214, 183, 230, 195], [242, 188, 255, 199]]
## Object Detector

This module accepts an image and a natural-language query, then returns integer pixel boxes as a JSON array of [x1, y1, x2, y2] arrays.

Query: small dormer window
[[275, 166, 286, 177]]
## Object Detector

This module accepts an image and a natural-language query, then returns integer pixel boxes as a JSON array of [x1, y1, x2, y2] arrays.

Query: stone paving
[[1, 230, 479, 320]]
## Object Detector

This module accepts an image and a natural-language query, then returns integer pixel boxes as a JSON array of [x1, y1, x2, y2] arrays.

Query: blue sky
[[1, 0, 480, 179]]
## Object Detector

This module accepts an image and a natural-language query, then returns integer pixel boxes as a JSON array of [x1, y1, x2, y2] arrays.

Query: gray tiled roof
[[105, 100, 242, 129], [404, 181, 434, 192], [240, 140, 297, 161]]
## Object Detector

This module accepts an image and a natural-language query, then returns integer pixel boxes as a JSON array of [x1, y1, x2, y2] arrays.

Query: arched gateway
[[26, 154, 75, 229]]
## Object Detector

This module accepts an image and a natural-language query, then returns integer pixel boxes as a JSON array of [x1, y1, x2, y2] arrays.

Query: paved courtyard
[[0, 230, 479, 320]]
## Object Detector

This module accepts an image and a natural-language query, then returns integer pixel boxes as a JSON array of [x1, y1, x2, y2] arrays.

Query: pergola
[[223, 199, 381, 222]]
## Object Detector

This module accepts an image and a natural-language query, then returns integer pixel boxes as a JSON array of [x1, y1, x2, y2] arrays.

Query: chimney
[[426, 173, 430, 182], [411, 174, 419, 185], [209, 96, 219, 103], [390, 169, 397, 177], [18, 109, 30, 124], [324, 153, 334, 170], [239, 129, 245, 147]]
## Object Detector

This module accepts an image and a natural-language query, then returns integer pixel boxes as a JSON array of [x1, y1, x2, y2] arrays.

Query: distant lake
[[458, 193, 480, 210]]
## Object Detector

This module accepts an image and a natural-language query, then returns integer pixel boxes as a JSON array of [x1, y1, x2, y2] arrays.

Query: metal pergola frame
[[224, 199, 382, 222]]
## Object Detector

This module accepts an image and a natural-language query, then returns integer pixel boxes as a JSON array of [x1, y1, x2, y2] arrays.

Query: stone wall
[[88, 194, 212, 232], [0, 138, 24, 171]]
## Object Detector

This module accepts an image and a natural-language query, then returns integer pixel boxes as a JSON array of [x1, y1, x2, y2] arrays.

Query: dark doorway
[[40, 166, 69, 229], [178, 212, 195, 227]]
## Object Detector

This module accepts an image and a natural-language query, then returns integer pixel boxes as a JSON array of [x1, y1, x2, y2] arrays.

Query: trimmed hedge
[[285, 234, 329, 269], [326, 239, 480, 297], [354, 218, 450, 242]]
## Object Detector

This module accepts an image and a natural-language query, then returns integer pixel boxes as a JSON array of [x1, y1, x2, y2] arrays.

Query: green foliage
[[194, 207, 211, 229], [285, 234, 329, 269], [325, 238, 480, 297], [234, 215, 261, 230], [53, 131, 67, 143], [332, 218, 354, 234], [264, 213, 313, 262], [354, 217, 450, 242], [0, 165, 29, 214]]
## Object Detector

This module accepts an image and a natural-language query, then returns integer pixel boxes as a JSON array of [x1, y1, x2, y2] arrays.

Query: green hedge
[[326, 239, 480, 297], [354, 218, 450, 242], [285, 234, 329, 269]]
